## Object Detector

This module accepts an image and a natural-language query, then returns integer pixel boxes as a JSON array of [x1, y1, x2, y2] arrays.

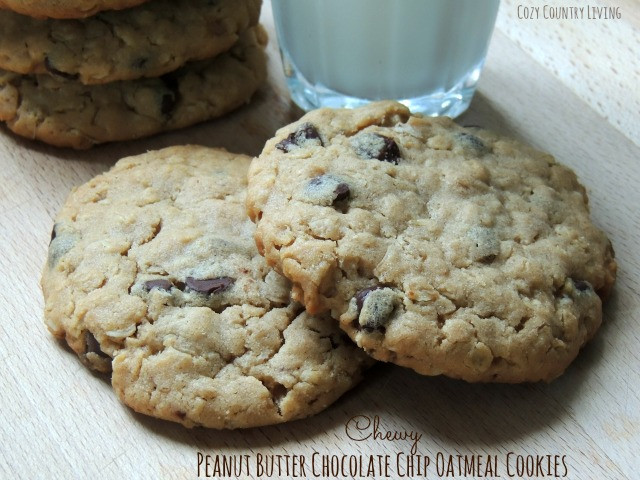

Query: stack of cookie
[[0, 0, 267, 148], [42, 102, 617, 429]]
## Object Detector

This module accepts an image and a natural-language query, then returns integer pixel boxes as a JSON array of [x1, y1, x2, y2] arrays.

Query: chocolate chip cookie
[[247, 101, 617, 383], [0, 0, 261, 84], [0, 26, 267, 149], [0, 0, 149, 19], [42, 145, 372, 428]]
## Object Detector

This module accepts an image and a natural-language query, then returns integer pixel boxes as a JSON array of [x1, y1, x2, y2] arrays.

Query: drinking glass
[[272, 0, 500, 117]]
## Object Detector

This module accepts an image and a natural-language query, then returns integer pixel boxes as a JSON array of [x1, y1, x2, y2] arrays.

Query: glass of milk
[[271, 0, 500, 117]]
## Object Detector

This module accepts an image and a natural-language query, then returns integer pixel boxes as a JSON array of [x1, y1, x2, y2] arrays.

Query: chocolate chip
[[144, 279, 173, 291], [375, 136, 401, 163], [574, 280, 592, 292], [47, 230, 76, 268], [276, 122, 323, 152], [85, 331, 109, 359], [334, 182, 350, 202], [266, 382, 288, 415], [351, 133, 401, 164], [301, 123, 321, 140], [275, 137, 292, 152], [308, 176, 323, 187], [355, 286, 395, 330], [457, 132, 488, 154], [185, 276, 234, 294], [44, 57, 78, 80], [480, 254, 497, 264], [355, 286, 383, 312], [307, 175, 351, 205]]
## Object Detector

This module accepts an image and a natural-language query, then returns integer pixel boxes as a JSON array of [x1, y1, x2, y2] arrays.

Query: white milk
[[272, 0, 500, 115]]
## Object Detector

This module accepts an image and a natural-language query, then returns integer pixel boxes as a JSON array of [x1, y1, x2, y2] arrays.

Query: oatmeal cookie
[[42, 146, 372, 427], [247, 101, 617, 382]]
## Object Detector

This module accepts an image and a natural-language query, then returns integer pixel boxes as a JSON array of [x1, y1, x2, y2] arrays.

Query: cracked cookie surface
[[0, 26, 267, 149], [0, 0, 148, 19], [247, 101, 617, 383], [0, 0, 261, 84], [41, 146, 372, 428]]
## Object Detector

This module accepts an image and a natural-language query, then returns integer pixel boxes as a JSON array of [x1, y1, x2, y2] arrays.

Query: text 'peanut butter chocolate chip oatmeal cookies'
[[0, 26, 267, 149], [0, 0, 262, 84], [246, 101, 617, 383], [42, 146, 372, 428]]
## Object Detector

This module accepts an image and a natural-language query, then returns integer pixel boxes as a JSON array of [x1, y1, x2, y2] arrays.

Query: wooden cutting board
[[1, 1, 638, 478]]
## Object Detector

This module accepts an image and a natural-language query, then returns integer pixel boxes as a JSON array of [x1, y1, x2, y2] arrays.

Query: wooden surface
[[1, 1, 639, 479]]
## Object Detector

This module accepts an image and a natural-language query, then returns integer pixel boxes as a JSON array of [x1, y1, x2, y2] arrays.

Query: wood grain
[[1, 1, 638, 479], [496, 0, 640, 146]]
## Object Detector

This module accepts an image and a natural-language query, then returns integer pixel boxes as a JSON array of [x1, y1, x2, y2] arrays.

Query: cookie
[[247, 101, 617, 383], [0, 0, 148, 19], [0, 26, 267, 149], [42, 145, 372, 428], [0, 0, 261, 84]]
